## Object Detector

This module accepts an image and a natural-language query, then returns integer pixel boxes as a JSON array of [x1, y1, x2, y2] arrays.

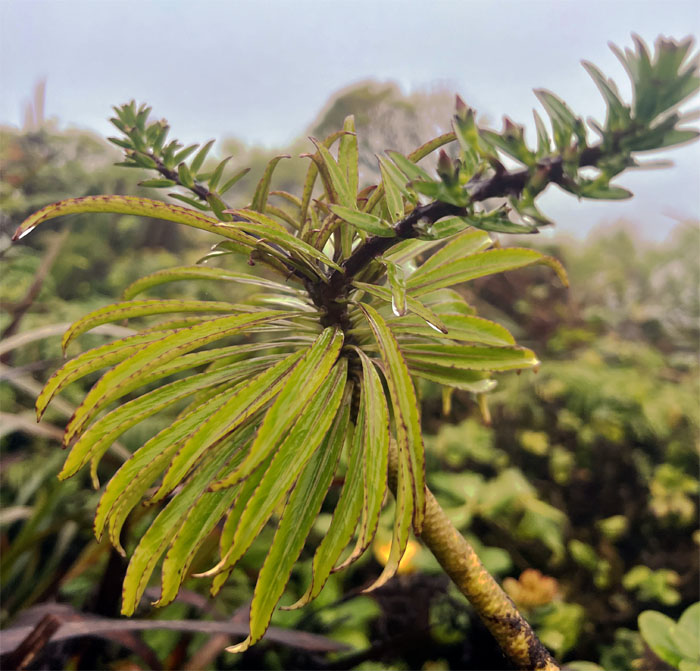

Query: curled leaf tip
[[226, 638, 252, 654]]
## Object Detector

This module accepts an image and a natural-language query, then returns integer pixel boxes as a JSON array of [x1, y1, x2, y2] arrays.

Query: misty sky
[[1, 0, 698, 240]]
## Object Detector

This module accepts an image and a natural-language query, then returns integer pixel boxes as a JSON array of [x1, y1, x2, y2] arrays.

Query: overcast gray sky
[[1, 0, 698, 240]]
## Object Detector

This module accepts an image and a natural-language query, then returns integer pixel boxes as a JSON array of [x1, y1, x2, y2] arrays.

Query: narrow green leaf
[[36, 331, 168, 420], [200, 359, 347, 583], [299, 130, 347, 223], [407, 131, 457, 163], [62, 300, 245, 351], [218, 167, 251, 195], [251, 155, 290, 213], [352, 283, 448, 334], [335, 350, 388, 570], [283, 391, 362, 610], [578, 182, 633, 200], [311, 138, 354, 208], [65, 311, 287, 445], [402, 343, 539, 371], [407, 248, 569, 296], [387, 150, 432, 182], [410, 228, 492, 280], [60, 356, 281, 482], [338, 116, 359, 201], [358, 304, 425, 532], [409, 364, 496, 392], [10, 195, 258, 247], [211, 327, 344, 489], [94, 382, 245, 547], [363, 439, 413, 592], [330, 205, 396, 237], [152, 351, 304, 502], [391, 313, 515, 346], [190, 139, 215, 174], [121, 265, 299, 300], [226, 209, 343, 271], [383, 260, 407, 316], [208, 156, 232, 192], [168, 192, 210, 211], [380, 161, 404, 223], [138, 179, 177, 189], [121, 425, 254, 616], [228, 366, 349, 653]]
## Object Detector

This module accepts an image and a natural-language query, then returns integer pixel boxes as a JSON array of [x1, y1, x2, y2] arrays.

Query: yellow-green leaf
[[357, 304, 425, 532]]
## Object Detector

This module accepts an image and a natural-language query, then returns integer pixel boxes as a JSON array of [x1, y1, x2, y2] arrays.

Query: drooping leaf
[[363, 439, 413, 592], [284, 393, 363, 610], [11, 196, 256, 247], [227, 377, 350, 653], [121, 266, 300, 300], [61, 300, 248, 351], [200, 359, 348, 581], [36, 331, 168, 420], [334, 350, 389, 570], [357, 304, 425, 532], [407, 248, 568, 296], [151, 351, 305, 502], [401, 343, 539, 371], [64, 311, 288, 445], [210, 327, 344, 489], [121, 425, 256, 615], [59, 356, 279, 480]]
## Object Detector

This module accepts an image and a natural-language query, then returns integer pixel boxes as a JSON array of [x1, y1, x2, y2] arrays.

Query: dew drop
[[16, 226, 36, 240]]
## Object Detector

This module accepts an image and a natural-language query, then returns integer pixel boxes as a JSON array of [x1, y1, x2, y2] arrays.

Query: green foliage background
[[1, 74, 698, 670]]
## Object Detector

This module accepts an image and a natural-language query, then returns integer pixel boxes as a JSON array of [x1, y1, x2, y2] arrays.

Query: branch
[[328, 145, 604, 299], [386, 445, 560, 671]]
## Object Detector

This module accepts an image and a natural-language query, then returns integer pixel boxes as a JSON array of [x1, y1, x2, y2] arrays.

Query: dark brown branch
[[331, 145, 604, 294]]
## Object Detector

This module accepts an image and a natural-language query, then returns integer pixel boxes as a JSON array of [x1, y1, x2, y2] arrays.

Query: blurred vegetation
[[1, 83, 698, 670]]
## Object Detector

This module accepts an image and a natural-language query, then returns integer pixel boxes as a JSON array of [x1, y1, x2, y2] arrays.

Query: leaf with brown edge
[[407, 248, 569, 296], [283, 389, 362, 611], [61, 300, 248, 351], [228, 378, 350, 653], [334, 349, 388, 572], [63, 311, 288, 449], [11, 196, 257, 246], [149, 351, 305, 503], [356, 303, 425, 533], [225, 209, 343, 272], [338, 116, 359, 202], [121, 425, 256, 616], [402, 343, 539, 371], [310, 138, 355, 209], [121, 265, 301, 300], [352, 283, 448, 334], [251, 155, 290, 213], [299, 129, 347, 224], [94, 385, 254, 553], [390, 313, 515, 346], [409, 228, 492, 281], [197, 359, 348, 583], [362, 438, 413, 592], [36, 331, 168, 420], [209, 327, 344, 490], [59, 356, 280, 482]]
